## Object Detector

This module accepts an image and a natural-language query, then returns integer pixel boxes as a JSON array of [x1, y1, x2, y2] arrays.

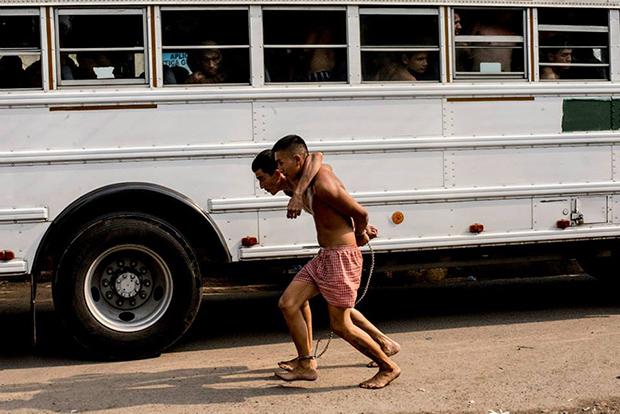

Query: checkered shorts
[[293, 244, 363, 309]]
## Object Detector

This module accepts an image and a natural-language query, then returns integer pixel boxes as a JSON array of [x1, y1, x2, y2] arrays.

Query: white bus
[[1, 0, 619, 358]]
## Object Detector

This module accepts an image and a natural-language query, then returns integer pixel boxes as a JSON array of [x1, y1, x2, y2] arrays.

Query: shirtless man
[[251, 149, 401, 371], [271, 135, 401, 389], [540, 47, 572, 80], [373, 52, 428, 82], [185, 41, 226, 84]]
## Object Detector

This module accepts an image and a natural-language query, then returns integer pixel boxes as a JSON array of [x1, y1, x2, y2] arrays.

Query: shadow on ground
[[1, 274, 619, 367]]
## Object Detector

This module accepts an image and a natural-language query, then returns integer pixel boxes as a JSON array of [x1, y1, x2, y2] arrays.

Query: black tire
[[53, 213, 202, 359]]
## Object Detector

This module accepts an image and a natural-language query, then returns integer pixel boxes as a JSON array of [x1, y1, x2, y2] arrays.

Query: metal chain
[[313, 243, 375, 359]]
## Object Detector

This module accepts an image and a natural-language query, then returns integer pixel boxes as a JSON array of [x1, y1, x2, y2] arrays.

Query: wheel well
[[34, 183, 230, 281]]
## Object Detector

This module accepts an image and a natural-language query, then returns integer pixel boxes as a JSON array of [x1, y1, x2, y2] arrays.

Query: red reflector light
[[0, 250, 15, 260], [241, 236, 258, 247], [469, 223, 484, 233], [556, 219, 571, 229]]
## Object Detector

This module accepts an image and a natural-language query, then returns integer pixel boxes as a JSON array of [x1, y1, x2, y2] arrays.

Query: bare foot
[[367, 338, 401, 367], [359, 367, 401, 389], [275, 364, 318, 382], [278, 357, 298, 372]]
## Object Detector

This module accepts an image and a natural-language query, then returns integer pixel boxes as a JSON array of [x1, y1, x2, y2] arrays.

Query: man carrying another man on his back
[[253, 135, 400, 389], [252, 149, 400, 376]]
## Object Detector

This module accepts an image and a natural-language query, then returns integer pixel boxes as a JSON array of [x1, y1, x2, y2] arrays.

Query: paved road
[[1, 274, 619, 414]]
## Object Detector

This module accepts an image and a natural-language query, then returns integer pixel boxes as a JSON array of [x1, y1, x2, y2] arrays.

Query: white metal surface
[[446, 146, 612, 187], [3, 1, 620, 270], [0, 207, 48, 222], [253, 98, 444, 141], [0, 260, 28, 275], [445, 97, 563, 136]]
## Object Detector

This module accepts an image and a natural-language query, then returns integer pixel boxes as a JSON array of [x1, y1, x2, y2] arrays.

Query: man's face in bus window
[[255, 168, 282, 195], [274, 151, 302, 181], [548, 48, 572, 69], [403, 52, 428, 75], [198, 49, 222, 76], [454, 13, 462, 35]]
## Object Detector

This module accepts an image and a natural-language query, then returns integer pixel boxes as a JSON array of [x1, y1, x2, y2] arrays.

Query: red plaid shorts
[[293, 244, 363, 309]]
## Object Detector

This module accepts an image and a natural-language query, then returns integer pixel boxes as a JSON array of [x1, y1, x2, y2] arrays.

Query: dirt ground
[[1, 274, 619, 414]]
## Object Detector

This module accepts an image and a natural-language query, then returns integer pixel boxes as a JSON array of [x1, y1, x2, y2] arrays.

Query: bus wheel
[[53, 213, 201, 359]]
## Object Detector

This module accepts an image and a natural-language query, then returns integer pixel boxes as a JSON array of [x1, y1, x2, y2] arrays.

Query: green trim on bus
[[562, 99, 618, 132]]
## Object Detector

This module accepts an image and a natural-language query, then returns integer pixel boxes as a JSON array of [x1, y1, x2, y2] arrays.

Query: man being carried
[[271, 135, 401, 389], [251, 149, 400, 372]]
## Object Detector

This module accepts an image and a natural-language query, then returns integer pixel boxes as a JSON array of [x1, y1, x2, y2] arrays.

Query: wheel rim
[[84, 244, 174, 332]]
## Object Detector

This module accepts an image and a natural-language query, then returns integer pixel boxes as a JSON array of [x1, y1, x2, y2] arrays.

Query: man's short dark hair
[[252, 149, 277, 175], [272, 134, 308, 158]]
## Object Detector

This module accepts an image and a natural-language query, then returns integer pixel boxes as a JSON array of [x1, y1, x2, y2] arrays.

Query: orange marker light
[[392, 212, 404, 225], [241, 236, 258, 247], [469, 223, 484, 233]]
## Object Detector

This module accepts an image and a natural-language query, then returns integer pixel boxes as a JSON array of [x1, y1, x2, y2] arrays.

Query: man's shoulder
[[313, 166, 342, 196]]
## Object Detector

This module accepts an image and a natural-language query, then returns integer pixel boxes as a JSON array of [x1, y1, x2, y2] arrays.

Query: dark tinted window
[[59, 14, 144, 48], [0, 15, 39, 48], [162, 10, 248, 46]]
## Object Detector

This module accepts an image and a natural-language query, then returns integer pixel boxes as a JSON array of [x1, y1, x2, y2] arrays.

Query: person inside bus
[[454, 12, 462, 35], [74, 52, 115, 80], [295, 25, 344, 82], [0, 56, 25, 88], [571, 48, 607, 80], [60, 53, 79, 80], [540, 36, 573, 80], [185, 41, 227, 84], [23, 59, 42, 88], [469, 11, 517, 73], [373, 52, 428, 81]]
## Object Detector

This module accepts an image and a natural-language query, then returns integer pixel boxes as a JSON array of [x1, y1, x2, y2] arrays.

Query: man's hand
[[287, 193, 304, 219], [355, 231, 370, 247], [367, 224, 378, 239]]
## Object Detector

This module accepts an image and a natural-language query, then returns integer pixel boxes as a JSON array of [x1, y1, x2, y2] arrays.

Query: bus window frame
[[358, 6, 442, 84], [537, 8, 611, 82], [262, 5, 349, 85], [452, 7, 529, 82], [159, 6, 251, 87], [55, 7, 149, 88], [0, 7, 43, 91]]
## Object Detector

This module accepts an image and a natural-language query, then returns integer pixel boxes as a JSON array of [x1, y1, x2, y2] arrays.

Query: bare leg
[[279, 300, 313, 371], [280, 307, 400, 371], [328, 305, 401, 389], [350, 309, 401, 367], [275, 281, 320, 382]]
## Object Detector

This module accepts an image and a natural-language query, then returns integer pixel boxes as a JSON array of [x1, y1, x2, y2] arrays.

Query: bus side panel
[[328, 151, 444, 193], [253, 98, 443, 142], [258, 211, 316, 246], [366, 199, 532, 239], [445, 97, 563, 137], [446, 146, 612, 187], [0, 222, 50, 271], [0, 103, 254, 151], [209, 212, 259, 261], [0, 158, 256, 266]]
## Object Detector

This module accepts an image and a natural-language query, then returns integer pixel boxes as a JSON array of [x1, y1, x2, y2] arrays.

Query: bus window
[[263, 8, 347, 83], [56, 9, 147, 86], [538, 8, 609, 81], [453, 8, 527, 80], [0, 9, 42, 89], [161, 8, 250, 85], [360, 8, 440, 82]]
